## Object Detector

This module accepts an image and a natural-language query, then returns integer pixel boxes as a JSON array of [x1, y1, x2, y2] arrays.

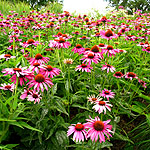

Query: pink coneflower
[[9, 70, 34, 86], [92, 100, 112, 114], [27, 74, 53, 92], [2, 66, 30, 77], [0, 54, 16, 61], [29, 63, 41, 74], [81, 52, 100, 65], [137, 42, 149, 48], [101, 45, 118, 57], [87, 95, 102, 104], [40, 65, 61, 78], [0, 83, 15, 91], [67, 123, 87, 142], [7, 45, 18, 50], [113, 71, 124, 78], [29, 53, 49, 65], [27, 91, 42, 104], [72, 44, 85, 54], [52, 37, 71, 49], [138, 79, 147, 88], [100, 29, 118, 40], [125, 72, 138, 80], [79, 36, 90, 40], [101, 63, 115, 73], [84, 116, 113, 143], [21, 39, 39, 48], [142, 46, 150, 53], [20, 89, 33, 100], [75, 63, 93, 72], [64, 58, 73, 64], [90, 45, 103, 59], [100, 89, 115, 100], [98, 16, 111, 23], [98, 43, 107, 49]]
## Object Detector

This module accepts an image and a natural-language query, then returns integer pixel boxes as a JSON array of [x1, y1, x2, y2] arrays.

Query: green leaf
[[131, 105, 144, 114], [55, 100, 69, 116], [18, 121, 42, 133], [46, 128, 55, 140], [0, 145, 10, 150], [5, 144, 19, 149], [114, 132, 134, 144], [55, 131, 69, 147], [101, 141, 113, 148], [4, 94, 16, 106], [145, 114, 150, 126], [72, 104, 93, 112], [0, 118, 16, 122], [139, 93, 150, 102], [52, 83, 58, 95], [12, 94, 18, 110], [9, 121, 24, 129]]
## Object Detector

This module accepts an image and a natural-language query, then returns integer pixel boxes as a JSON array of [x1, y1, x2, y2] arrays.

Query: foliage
[[0, 3, 150, 150], [0, 0, 31, 17], [104, 0, 150, 14]]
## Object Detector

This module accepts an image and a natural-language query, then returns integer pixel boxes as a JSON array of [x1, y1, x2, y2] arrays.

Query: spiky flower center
[[92, 98, 97, 101], [4, 54, 11, 58], [99, 101, 105, 105], [107, 64, 111, 68], [57, 32, 62, 36], [13, 68, 22, 72], [58, 38, 65, 43], [33, 94, 38, 98], [121, 28, 125, 33], [85, 17, 89, 22], [75, 31, 79, 34], [115, 72, 123, 76], [107, 45, 113, 50], [14, 29, 19, 33], [96, 32, 100, 36], [102, 16, 107, 21], [91, 45, 99, 52], [5, 85, 11, 89], [35, 53, 43, 60], [76, 44, 82, 48], [82, 36, 86, 39], [35, 74, 45, 83], [104, 91, 110, 95], [146, 47, 150, 51], [75, 123, 84, 131], [62, 34, 67, 38], [88, 53, 94, 59], [105, 29, 113, 37], [99, 43, 105, 47], [128, 72, 136, 78], [27, 39, 35, 44], [50, 22, 54, 27], [93, 121, 104, 131], [46, 65, 53, 71], [85, 48, 90, 51], [81, 64, 87, 68], [86, 22, 91, 25], [33, 63, 40, 67]]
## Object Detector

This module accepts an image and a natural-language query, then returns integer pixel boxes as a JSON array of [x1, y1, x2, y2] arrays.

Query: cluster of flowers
[[113, 71, 147, 88], [1, 53, 61, 103], [67, 89, 115, 143]]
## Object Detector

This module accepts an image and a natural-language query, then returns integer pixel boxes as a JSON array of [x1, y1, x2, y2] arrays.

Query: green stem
[[67, 65, 71, 114], [13, 39, 15, 56]]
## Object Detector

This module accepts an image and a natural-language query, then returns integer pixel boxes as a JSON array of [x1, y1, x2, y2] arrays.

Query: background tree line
[[4, 0, 63, 10], [104, 0, 150, 14]]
